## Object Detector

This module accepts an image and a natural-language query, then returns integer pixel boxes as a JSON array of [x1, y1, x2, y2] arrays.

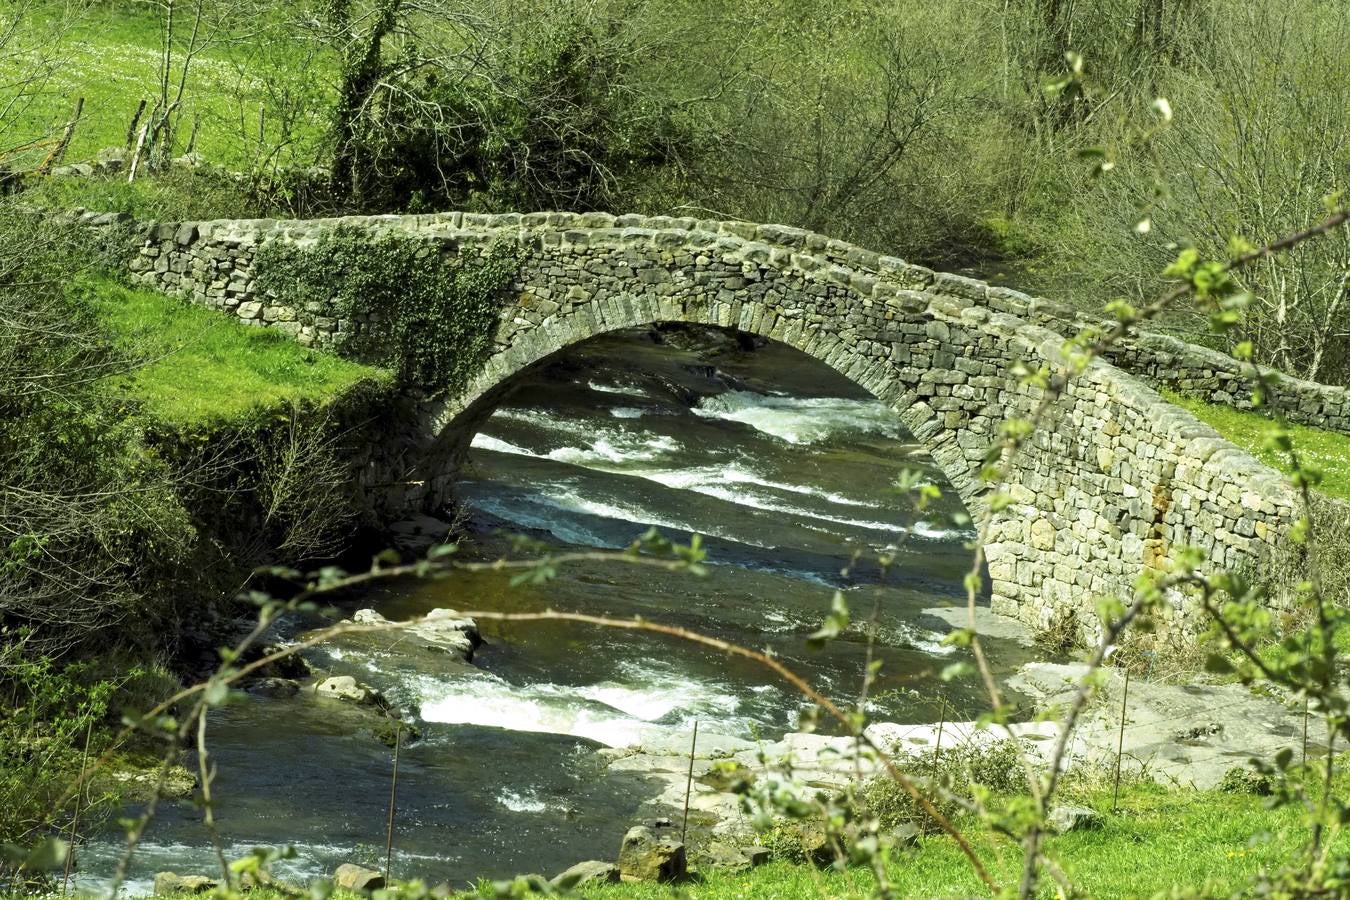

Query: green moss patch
[[254, 228, 518, 395]]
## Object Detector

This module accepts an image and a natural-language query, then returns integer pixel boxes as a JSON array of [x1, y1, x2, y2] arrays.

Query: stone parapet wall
[[112, 209, 1306, 638], [980, 286, 1350, 434], [120, 209, 1350, 435]]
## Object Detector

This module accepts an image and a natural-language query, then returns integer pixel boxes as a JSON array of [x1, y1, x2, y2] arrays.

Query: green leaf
[[204, 678, 230, 706], [942, 627, 975, 648], [16, 837, 68, 872], [940, 662, 974, 682], [807, 592, 850, 648]]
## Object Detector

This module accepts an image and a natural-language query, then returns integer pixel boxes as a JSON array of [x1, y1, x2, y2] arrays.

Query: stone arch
[[395, 223, 1089, 632], [412, 235, 999, 536], [434, 305, 985, 521], [122, 211, 1303, 637]]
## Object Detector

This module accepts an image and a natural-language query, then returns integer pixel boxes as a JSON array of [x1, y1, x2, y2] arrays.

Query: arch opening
[[411, 322, 1035, 738]]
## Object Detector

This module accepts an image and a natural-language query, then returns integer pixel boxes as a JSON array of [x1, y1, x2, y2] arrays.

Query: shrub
[[862, 738, 1025, 833]]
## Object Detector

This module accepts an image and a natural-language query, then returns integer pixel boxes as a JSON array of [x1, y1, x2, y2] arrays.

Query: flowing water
[[78, 327, 1038, 893]]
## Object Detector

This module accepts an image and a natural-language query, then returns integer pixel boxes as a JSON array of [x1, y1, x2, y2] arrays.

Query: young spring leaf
[[807, 592, 850, 648]]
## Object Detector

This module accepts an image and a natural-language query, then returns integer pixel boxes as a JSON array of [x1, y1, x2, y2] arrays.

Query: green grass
[[580, 783, 1343, 899], [124, 781, 1347, 899], [1165, 390, 1350, 503], [5, 4, 331, 170], [76, 276, 386, 427]]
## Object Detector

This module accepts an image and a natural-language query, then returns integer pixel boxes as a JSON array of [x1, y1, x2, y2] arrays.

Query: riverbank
[[117, 599, 1341, 899], [130, 723, 1348, 898]]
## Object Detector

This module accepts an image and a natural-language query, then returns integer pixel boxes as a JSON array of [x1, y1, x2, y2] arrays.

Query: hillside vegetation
[[4, 0, 1347, 384]]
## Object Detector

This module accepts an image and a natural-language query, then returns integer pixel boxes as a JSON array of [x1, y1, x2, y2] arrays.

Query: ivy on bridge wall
[[254, 227, 519, 396]]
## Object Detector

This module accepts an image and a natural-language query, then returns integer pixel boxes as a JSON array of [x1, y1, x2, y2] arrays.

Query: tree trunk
[[328, 0, 402, 205]]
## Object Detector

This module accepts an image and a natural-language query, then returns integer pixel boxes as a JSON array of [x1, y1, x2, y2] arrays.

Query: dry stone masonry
[[115, 210, 1329, 637]]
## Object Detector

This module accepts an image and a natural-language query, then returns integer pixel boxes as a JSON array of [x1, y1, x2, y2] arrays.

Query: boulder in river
[[152, 873, 217, 895], [249, 643, 313, 680], [314, 675, 382, 706], [350, 608, 481, 662], [334, 863, 386, 892], [550, 860, 620, 889], [618, 825, 687, 882], [418, 609, 483, 658]]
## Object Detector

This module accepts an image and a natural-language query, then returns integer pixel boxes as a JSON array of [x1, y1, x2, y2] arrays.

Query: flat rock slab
[[1008, 662, 1329, 789], [604, 719, 1064, 840], [920, 604, 1036, 647]]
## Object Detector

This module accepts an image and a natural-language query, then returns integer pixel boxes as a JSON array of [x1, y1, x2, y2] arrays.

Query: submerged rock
[[334, 863, 385, 892], [387, 514, 455, 554], [550, 860, 620, 889], [247, 677, 300, 699], [106, 764, 198, 803], [152, 873, 217, 895], [618, 825, 687, 882]]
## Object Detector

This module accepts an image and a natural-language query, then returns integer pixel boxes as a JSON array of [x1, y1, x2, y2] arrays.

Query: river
[[77, 326, 1038, 893]]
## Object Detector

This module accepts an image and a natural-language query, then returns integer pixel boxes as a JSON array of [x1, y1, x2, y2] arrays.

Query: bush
[[861, 738, 1025, 833], [327, 0, 700, 214]]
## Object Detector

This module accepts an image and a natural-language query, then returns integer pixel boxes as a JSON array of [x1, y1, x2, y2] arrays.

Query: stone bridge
[[113, 210, 1329, 635]]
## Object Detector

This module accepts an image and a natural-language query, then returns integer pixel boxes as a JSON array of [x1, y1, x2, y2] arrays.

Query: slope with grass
[[8, 4, 330, 171], [1164, 390, 1350, 503], [74, 275, 387, 428]]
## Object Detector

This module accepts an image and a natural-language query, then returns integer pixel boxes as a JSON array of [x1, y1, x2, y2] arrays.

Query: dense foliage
[[0, 209, 197, 866], [255, 228, 518, 394]]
